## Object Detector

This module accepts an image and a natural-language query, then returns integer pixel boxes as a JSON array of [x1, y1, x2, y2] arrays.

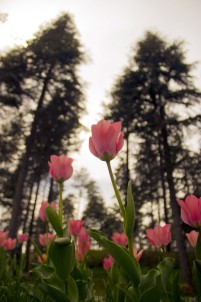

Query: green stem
[[58, 182, 63, 226], [106, 161, 125, 219]]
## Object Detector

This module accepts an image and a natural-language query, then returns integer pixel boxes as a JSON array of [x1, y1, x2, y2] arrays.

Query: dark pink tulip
[[89, 120, 124, 161], [186, 230, 199, 247], [0, 231, 8, 247], [146, 224, 171, 248], [133, 246, 144, 261], [48, 155, 73, 183], [178, 195, 201, 228], [18, 233, 29, 243], [4, 238, 16, 250], [39, 233, 56, 246], [103, 255, 114, 270], [39, 201, 57, 222], [112, 232, 128, 246], [68, 220, 84, 236]]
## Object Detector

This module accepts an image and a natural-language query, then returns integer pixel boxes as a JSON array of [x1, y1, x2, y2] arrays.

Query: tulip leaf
[[48, 241, 75, 281], [46, 206, 63, 237], [68, 275, 79, 302], [30, 264, 54, 279], [88, 229, 141, 286], [125, 180, 135, 238], [39, 278, 69, 302], [140, 269, 163, 302]]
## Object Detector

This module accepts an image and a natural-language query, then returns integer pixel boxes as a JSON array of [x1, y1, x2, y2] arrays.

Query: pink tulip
[[133, 246, 144, 261], [76, 247, 84, 261], [18, 233, 29, 243], [178, 195, 201, 228], [0, 231, 8, 247], [103, 255, 114, 270], [186, 230, 199, 247], [77, 227, 91, 253], [37, 253, 47, 263], [4, 238, 16, 250], [39, 233, 56, 246], [39, 201, 57, 222], [48, 155, 73, 183], [146, 224, 171, 248], [68, 220, 84, 236], [89, 120, 124, 161], [112, 232, 128, 246]]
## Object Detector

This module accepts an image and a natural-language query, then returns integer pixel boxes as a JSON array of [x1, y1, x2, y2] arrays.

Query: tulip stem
[[106, 161, 125, 219], [58, 182, 63, 225]]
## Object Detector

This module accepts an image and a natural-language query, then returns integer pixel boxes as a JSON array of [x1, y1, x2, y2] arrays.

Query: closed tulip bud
[[48, 155, 73, 183]]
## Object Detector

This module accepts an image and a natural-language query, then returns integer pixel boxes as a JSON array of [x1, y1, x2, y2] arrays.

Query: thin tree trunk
[[25, 178, 41, 271], [9, 66, 53, 238], [22, 182, 34, 232], [160, 105, 192, 284]]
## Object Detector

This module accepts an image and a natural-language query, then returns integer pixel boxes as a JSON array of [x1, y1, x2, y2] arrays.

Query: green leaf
[[196, 231, 201, 260], [30, 264, 54, 279], [39, 278, 69, 302], [157, 257, 175, 286], [125, 180, 135, 238], [46, 205, 63, 237], [48, 241, 75, 281], [68, 275, 79, 302], [88, 229, 141, 286], [125, 286, 140, 302], [140, 269, 163, 302], [193, 260, 201, 296]]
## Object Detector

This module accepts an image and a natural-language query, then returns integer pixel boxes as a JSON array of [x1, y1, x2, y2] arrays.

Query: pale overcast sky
[[1, 0, 201, 206]]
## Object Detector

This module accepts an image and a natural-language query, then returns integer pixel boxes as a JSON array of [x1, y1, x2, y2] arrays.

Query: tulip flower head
[[48, 155, 73, 183], [77, 227, 91, 253], [146, 224, 171, 248], [4, 238, 17, 251], [112, 232, 128, 246], [186, 230, 199, 247], [68, 220, 84, 237], [39, 233, 56, 246], [0, 231, 8, 247], [103, 255, 114, 270], [177, 195, 201, 228], [89, 120, 124, 161], [18, 233, 29, 243], [39, 201, 57, 222], [37, 253, 47, 264], [133, 246, 144, 261]]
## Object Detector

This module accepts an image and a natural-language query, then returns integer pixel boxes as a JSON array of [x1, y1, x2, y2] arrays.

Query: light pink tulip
[[39, 201, 57, 222], [77, 227, 91, 253], [112, 232, 128, 246], [4, 238, 16, 250], [68, 220, 84, 236], [39, 233, 56, 246], [0, 231, 8, 247], [48, 155, 73, 183], [18, 233, 29, 243], [133, 246, 144, 261], [146, 224, 171, 248], [37, 253, 47, 263], [178, 195, 201, 228], [103, 255, 114, 270], [186, 230, 199, 247], [89, 120, 124, 161]]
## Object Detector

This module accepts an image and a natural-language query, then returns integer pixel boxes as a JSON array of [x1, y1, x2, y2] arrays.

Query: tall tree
[[104, 31, 201, 283], [0, 13, 86, 237]]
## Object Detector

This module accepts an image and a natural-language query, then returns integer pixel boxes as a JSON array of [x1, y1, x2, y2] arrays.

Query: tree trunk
[[160, 105, 192, 284], [9, 66, 52, 238]]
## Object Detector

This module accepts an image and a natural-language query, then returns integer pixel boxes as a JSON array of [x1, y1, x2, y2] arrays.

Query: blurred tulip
[[103, 255, 114, 270], [146, 224, 171, 248], [0, 231, 8, 247], [18, 233, 29, 243], [37, 253, 47, 264], [112, 232, 128, 246], [77, 227, 91, 253], [178, 195, 201, 228], [133, 246, 144, 261], [39, 201, 57, 222], [89, 120, 124, 161], [186, 230, 199, 247], [48, 155, 73, 183], [4, 238, 16, 250], [68, 220, 84, 236], [39, 233, 56, 246]]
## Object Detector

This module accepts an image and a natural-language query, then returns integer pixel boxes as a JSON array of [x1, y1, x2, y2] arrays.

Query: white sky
[[1, 0, 201, 207]]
